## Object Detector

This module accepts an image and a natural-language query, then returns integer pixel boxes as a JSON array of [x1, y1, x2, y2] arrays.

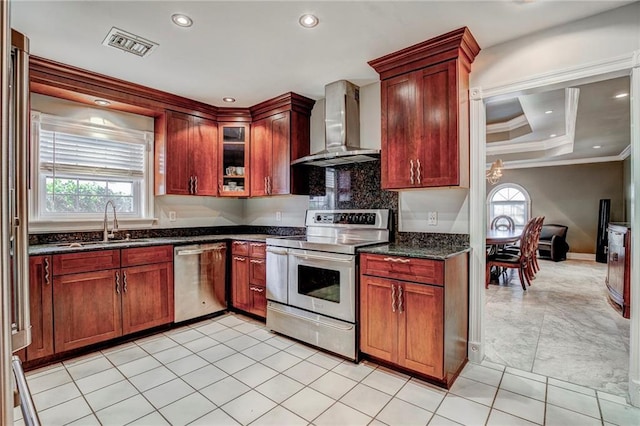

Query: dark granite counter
[[29, 234, 271, 256], [358, 243, 470, 260]]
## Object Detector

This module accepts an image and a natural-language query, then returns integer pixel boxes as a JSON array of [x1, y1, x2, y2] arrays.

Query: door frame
[[468, 50, 640, 405]]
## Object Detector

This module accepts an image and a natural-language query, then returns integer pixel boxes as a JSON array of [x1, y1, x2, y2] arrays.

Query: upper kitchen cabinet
[[155, 110, 218, 196], [249, 93, 315, 196], [369, 27, 480, 189], [219, 123, 251, 197]]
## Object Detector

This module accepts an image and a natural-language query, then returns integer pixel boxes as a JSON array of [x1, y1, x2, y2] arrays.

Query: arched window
[[487, 183, 531, 230]]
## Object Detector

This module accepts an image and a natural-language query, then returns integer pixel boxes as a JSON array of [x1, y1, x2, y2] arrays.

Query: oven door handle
[[290, 252, 353, 263], [268, 304, 354, 331], [176, 246, 226, 256]]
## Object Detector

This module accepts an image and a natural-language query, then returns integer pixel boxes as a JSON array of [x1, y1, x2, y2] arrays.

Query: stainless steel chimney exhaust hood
[[291, 80, 380, 167]]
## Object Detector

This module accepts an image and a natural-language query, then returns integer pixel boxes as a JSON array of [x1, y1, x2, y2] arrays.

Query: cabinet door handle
[[250, 287, 264, 293], [115, 271, 120, 294], [250, 259, 264, 264], [188, 176, 193, 194], [383, 257, 410, 264], [409, 160, 415, 184], [233, 256, 246, 262], [268, 176, 272, 195], [43, 257, 50, 285], [123, 271, 128, 293], [264, 176, 268, 194], [416, 159, 421, 184], [194, 175, 198, 194], [391, 284, 396, 313], [233, 241, 247, 246], [398, 285, 404, 313]]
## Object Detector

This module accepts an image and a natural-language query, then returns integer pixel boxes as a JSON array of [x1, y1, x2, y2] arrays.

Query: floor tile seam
[[544, 399, 603, 421], [483, 407, 543, 426], [145, 387, 218, 423], [309, 399, 369, 425]]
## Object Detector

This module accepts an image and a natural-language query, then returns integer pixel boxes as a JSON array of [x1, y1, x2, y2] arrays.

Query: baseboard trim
[[566, 252, 595, 261]]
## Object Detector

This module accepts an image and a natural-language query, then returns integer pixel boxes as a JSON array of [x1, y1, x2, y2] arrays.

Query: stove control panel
[[314, 212, 377, 225]]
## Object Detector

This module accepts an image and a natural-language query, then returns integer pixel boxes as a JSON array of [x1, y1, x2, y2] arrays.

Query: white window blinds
[[38, 116, 148, 179]]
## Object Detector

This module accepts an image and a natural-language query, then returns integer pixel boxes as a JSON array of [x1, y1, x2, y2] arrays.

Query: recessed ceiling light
[[614, 92, 629, 99], [172, 14, 193, 28], [222, 97, 236, 103], [94, 99, 111, 106], [299, 14, 319, 28], [549, 134, 557, 138], [593, 145, 602, 149], [544, 110, 553, 114]]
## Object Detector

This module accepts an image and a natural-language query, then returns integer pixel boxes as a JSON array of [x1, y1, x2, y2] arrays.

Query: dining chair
[[490, 215, 516, 231], [486, 217, 537, 290]]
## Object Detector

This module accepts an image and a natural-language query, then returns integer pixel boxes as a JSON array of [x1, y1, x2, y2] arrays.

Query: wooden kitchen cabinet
[[219, 123, 250, 197], [231, 240, 267, 318], [249, 93, 315, 196], [26, 256, 54, 361], [360, 252, 468, 387], [606, 224, 631, 318], [155, 110, 218, 196], [369, 27, 480, 189], [121, 246, 174, 335], [51, 245, 174, 355]]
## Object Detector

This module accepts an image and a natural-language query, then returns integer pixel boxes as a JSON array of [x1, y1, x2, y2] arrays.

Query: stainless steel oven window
[[297, 264, 341, 303]]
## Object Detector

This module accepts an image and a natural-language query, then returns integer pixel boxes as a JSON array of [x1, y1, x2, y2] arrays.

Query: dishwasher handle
[[176, 246, 227, 256]]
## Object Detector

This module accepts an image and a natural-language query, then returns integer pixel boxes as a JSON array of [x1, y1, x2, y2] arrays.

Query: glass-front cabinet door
[[219, 123, 250, 197]]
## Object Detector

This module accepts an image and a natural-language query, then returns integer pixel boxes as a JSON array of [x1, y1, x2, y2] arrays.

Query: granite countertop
[[28, 234, 272, 256], [358, 243, 470, 260]]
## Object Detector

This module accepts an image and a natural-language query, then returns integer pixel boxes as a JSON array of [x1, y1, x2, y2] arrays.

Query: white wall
[[155, 196, 244, 228], [471, 2, 640, 89], [244, 195, 309, 227]]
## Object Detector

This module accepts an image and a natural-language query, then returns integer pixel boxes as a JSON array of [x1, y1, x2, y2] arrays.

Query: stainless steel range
[[265, 209, 390, 360]]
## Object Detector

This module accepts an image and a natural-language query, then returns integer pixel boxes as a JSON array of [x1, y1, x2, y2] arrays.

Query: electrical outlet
[[428, 211, 437, 226], [276, 211, 282, 222], [169, 211, 177, 222]]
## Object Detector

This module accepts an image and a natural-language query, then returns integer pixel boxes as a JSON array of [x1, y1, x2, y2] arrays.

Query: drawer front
[[249, 257, 266, 286], [360, 253, 444, 285], [231, 240, 249, 256], [121, 245, 173, 267], [249, 242, 266, 258], [53, 250, 120, 275]]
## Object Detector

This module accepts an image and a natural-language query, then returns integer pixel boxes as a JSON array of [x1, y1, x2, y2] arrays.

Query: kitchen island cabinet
[[231, 240, 266, 318], [155, 110, 218, 196], [369, 27, 480, 189], [359, 251, 468, 387], [51, 246, 174, 354], [26, 256, 54, 361]]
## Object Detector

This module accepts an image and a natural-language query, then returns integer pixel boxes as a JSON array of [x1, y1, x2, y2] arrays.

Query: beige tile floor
[[15, 311, 640, 425], [485, 259, 630, 397]]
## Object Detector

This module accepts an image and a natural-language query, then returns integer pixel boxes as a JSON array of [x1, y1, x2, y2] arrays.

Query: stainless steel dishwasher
[[174, 242, 227, 322]]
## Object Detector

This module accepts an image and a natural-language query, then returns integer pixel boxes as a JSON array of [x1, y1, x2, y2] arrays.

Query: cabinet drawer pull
[[123, 271, 128, 293], [267, 176, 272, 195], [115, 271, 120, 294], [194, 175, 198, 194], [383, 257, 410, 264], [391, 284, 396, 313], [250, 287, 264, 293], [233, 241, 247, 245], [264, 176, 268, 194], [416, 159, 421, 184], [398, 285, 404, 313], [43, 257, 50, 285], [189, 176, 194, 194], [250, 243, 265, 247], [233, 256, 246, 262], [409, 159, 415, 184], [250, 259, 264, 264]]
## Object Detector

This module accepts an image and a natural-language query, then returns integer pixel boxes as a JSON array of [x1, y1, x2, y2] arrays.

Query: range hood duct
[[291, 80, 380, 167]]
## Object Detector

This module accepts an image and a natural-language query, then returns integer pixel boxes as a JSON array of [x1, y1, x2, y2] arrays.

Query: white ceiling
[[11, 1, 634, 107]]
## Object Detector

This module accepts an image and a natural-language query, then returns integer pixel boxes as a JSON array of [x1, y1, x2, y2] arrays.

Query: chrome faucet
[[103, 200, 119, 242]]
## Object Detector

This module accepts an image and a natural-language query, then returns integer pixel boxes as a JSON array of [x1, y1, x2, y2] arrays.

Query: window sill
[[29, 218, 158, 234]]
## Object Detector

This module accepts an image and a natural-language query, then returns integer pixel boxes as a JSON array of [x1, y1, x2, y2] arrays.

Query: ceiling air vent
[[102, 27, 158, 57]]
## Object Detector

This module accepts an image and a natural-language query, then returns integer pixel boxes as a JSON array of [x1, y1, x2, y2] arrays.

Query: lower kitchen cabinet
[[54, 269, 123, 352], [231, 240, 267, 318], [26, 255, 54, 360], [360, 252, 468, 386], [121, 261, 174, 335], [47, 245, 174, 356]]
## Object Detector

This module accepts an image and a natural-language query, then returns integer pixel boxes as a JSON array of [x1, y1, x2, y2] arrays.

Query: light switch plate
[[169, 211, 177, 222], [276, 211, 282, 221]]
